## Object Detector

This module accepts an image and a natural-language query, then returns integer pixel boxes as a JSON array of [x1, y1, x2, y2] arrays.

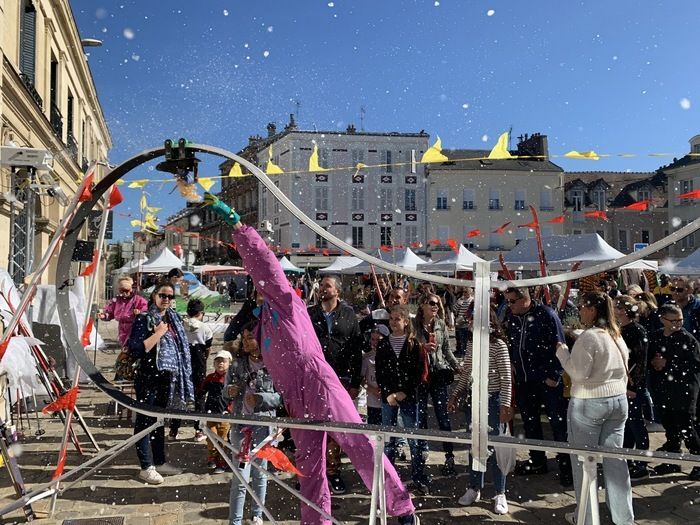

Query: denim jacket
[[223, 355, 282, 429]]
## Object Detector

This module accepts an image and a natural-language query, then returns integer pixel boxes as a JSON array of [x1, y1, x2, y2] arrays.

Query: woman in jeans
[[556, 291, 634, 525], [128, 281, 194, 485], [413, 293, 461, 476]]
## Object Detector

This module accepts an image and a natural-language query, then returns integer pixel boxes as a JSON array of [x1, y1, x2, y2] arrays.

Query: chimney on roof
[[346, 124, 356, 134], [285, 113, 298, 131], [266, 122, 277, 138], [516, 132, 549, 161]]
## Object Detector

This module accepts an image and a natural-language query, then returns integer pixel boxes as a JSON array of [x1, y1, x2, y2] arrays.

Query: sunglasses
[[158, 293, 175, 301], [425, 300, 440, 307], [661, 316, 684, 323], [119, 288, 132, 294], [672, 287, 687, 293]]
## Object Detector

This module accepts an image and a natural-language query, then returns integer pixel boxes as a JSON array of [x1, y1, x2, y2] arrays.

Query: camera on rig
[[156, 138, 200, 183]]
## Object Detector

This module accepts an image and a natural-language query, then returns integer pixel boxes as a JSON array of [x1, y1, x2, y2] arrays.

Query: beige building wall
[[1, 0, 111, 284], [666, 140, 700, 258]]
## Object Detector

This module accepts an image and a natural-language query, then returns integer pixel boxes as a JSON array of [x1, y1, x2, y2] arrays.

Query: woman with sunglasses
[[128, 281, 195, 485], [413, 293, 461, 477], [556, 292, 634, 525]]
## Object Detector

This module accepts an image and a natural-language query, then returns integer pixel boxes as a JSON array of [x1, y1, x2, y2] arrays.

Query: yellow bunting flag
[[488, 131, 512, 159], [128, 179, 148, 188], [140, 194, 148, 211], [564, 150, 600, 160], [147, 206, 162, 214], [420, 137, 448, 164], [130, 219, 142, 228], [115, 179, 125, 186], [266, 148, 283, 175], [308, 144, 328, 172], [198, 177, 216, 191], [144, 213, 159, 231], [353, 163, 367, 178], [229, 162, 244, 178]]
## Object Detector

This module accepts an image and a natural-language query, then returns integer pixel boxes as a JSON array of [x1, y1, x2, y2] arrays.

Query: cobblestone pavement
[[2, 317, 700, 524]]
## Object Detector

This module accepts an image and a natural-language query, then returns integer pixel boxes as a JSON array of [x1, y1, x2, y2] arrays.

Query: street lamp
[[80, 38, 103, 47]]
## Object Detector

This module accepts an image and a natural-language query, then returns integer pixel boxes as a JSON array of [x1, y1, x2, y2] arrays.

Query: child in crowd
[[376, 304, 430, 494], [201, 350, 233, 473], [224, 321, 282, 525], [362, 324, 389, 425]]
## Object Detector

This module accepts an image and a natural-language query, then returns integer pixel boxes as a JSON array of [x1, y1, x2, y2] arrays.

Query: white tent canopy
[[339, 247, 427, 275], [497, 233, 628, 271], [418, 245, 486, 273], [279, 256, 304, 274], [112, 255, 147, 274], [137, 247, 183, 273], [317, 256, 363, 274], [662, 247, 700, 275]]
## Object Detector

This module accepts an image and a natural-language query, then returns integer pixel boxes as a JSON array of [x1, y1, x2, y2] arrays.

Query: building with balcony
[[424, 133, 564, 260], [1, 0, 111, 283]]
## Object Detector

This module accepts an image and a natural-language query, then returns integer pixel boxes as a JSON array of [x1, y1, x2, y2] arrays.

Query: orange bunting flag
[[322, 248, 330, 256], [548, 215, 566, 224], [81, 317, 94, 347], [255, 445, 305, 477], [466, 229, 481, 238], [518, 220, 540, 229], [447, 239, 458, 252], [678, 189, 700, 200], [428, 239, 441, 246], [492, 222, 511, 234], [380, 245, 392, 252], [79, 171, 94, 202], [584, 210, 609, 221], [108, 185, 124, 209], [80, 250, 99, 277], [623, 199, 652, 211], [0, 338, 10, 362], [42, 386, 79, 414]]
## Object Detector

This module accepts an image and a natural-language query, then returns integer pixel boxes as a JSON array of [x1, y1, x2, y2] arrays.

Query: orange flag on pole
[[447, 239, 458, 252], [678, 189, 700, 200], [0, 338, 10, 362], [548, 215, 565, 224], [623, 200, 651, 211], [79, 171, 94, 202], [80, 250, 99, 277], [108, 185, 124, 209], [255, 445, 305, 477], [584, 210, 609, 221], [466, 229, 481, 238], [518, 220, 540, 229], [42, 386, 79, 414], [492, 222, 511, 234], [81, 317, 94, 347]]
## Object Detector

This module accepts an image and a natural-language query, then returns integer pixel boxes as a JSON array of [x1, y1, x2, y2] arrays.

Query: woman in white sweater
[[556, 291, 634, 525]]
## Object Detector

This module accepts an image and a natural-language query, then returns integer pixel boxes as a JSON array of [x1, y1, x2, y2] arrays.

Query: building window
[[19, 1, 37, 85], [352, 226, 364, 248], [618, 229, 629, 252], [351, 149, 365, 165], [380, 188, 393, 210], [260, 190, 267, 217], [540, 190, 553, 211], [592, 189, 606, 211], [405, 189, 416, 211], [319, 148, 330, 169], [436, 190, 448, 210], [385, 150, 392, 173], [637, 188, 651, 202], [437, 225, 449, 244], [380, 226, 392, 246], [571, 190, 584, 212], [315, 187, 328, 210], [315, 233, 328, 249], [404, 225, 418, 245], [514, 189, 526, 210], [488, 189, 501, 210], [351, 187, 365, 211], [274, 181, 280, 213], [681, 221, 696, 250], [680, 179, 694, 205], [463, 189, 475, 210], [641, 230, 650, 244]]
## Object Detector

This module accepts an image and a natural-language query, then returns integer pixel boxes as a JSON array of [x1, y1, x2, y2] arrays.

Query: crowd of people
[[104, 216, 700, 525]]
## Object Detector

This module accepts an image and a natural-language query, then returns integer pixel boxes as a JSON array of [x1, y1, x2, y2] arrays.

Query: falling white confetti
[[263, 50, 270, 58], [434, 1, 440, 6], [671, 217, 682, 228], [462, 103, 469, 109], [328, 1, 334, 6], [267, 26, 274, 32], [223, 9, 229, 16], [487, 9, 495, 16], [123, 28, 135, 40], [481, 134, 489, 142], [680, 97, 691, 110], [131, 54, 140, 61]]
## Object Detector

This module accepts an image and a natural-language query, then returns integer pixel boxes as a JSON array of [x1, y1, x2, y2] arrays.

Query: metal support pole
[[368, 432, 387, 525], [470, 261, 491, 472], [576, 454, 601, 525]]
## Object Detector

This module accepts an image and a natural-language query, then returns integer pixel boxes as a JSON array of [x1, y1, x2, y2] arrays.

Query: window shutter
[[20, 1, 37, 84]]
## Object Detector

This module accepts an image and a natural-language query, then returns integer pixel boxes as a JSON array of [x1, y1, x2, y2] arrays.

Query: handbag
[[431, 366, 455, 387], [495, 423, 516, 475], [114, 348, 137, 381]]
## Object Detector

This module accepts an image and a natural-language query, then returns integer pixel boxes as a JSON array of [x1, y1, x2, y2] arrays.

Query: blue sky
[[71, 0, 700, 240]]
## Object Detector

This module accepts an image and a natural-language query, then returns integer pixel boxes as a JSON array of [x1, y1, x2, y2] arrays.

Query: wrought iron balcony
[[67, 132, 79, 163], [50, 102, 63, 139], [19, 73, 43, 110]]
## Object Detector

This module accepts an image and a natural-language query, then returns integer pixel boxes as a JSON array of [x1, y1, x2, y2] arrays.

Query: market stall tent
[[279, 256, 304, 274], [137, 247, 183, 273], [317, 256, 363, 274], [417, 245, 485, 273], [339, 247, 427, 275], [663, 247, 700, 275]]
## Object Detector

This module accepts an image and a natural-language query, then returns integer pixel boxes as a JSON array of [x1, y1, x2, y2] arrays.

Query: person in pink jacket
[[204, 193, 418, 525], [100, 275, 149, 347]]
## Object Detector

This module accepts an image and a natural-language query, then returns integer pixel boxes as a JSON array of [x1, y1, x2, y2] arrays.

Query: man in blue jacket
[[503, 287, 573, 486]]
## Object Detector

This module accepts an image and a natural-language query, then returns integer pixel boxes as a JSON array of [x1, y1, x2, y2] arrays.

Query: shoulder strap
[[610, 333, 630, 380]]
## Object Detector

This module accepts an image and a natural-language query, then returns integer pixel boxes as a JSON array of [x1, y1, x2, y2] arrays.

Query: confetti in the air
[[487, 9, 495, 16], [680, 97, 691, 110], [263, 50, 270, 58], [123, 28, 135, 40], [481, 134, 489, 142], [223, 9, 229, 16], [328, 2, 335, 6], [462, 103, 469, 109]]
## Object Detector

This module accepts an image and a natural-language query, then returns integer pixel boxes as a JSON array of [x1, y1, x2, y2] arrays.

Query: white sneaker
[[458, 488, 480, 506], [493, 494, 508, 515], [138, 466, 164, 485], [251, 517, 263, 525]]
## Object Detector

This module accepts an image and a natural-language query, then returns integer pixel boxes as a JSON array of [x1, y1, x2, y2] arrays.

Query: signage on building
[[380, 213, 393, 222], [315, 173, 328, 182], [352, 174, 365, 183], [633, 243, 649, 252], [88, 210, 113, 240], [316, 212, 328, 221], [405, 213, 417, 221], [405, 176, 417, 184], [380, 175, 393, 184], [352, 213, 364, 221]]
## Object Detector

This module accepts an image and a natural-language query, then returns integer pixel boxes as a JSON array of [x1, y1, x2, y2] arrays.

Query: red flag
[[322, 248, 329, 256], [80, 250, 99, 277], [42, 386, 79, 414], [584, 210, 608, 221], [548, 215, 565, 224], [492, 222, 511, 234], [380, 245, 392, 252], [518, 220, 540, 229], [447, 239, 458, 252], [623, 199, 651, 211], [0, 338, 10, 362], [428, 239, 441, 246], [81, 317, 94, 347], [678, 190, 700, 200], [107, 185, 124, 209], [78, 171, 94, 202], [255, 445, 306, 477], [466, 229, 481, 238]]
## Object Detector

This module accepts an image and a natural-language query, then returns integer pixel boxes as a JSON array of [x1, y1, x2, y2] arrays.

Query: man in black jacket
[[308, 275, 364, 495]]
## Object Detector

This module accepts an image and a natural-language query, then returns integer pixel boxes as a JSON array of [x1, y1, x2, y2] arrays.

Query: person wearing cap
[[223, 321, 282, 525], [204, 193, 419, 525], [201, 349, 233, 473]]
